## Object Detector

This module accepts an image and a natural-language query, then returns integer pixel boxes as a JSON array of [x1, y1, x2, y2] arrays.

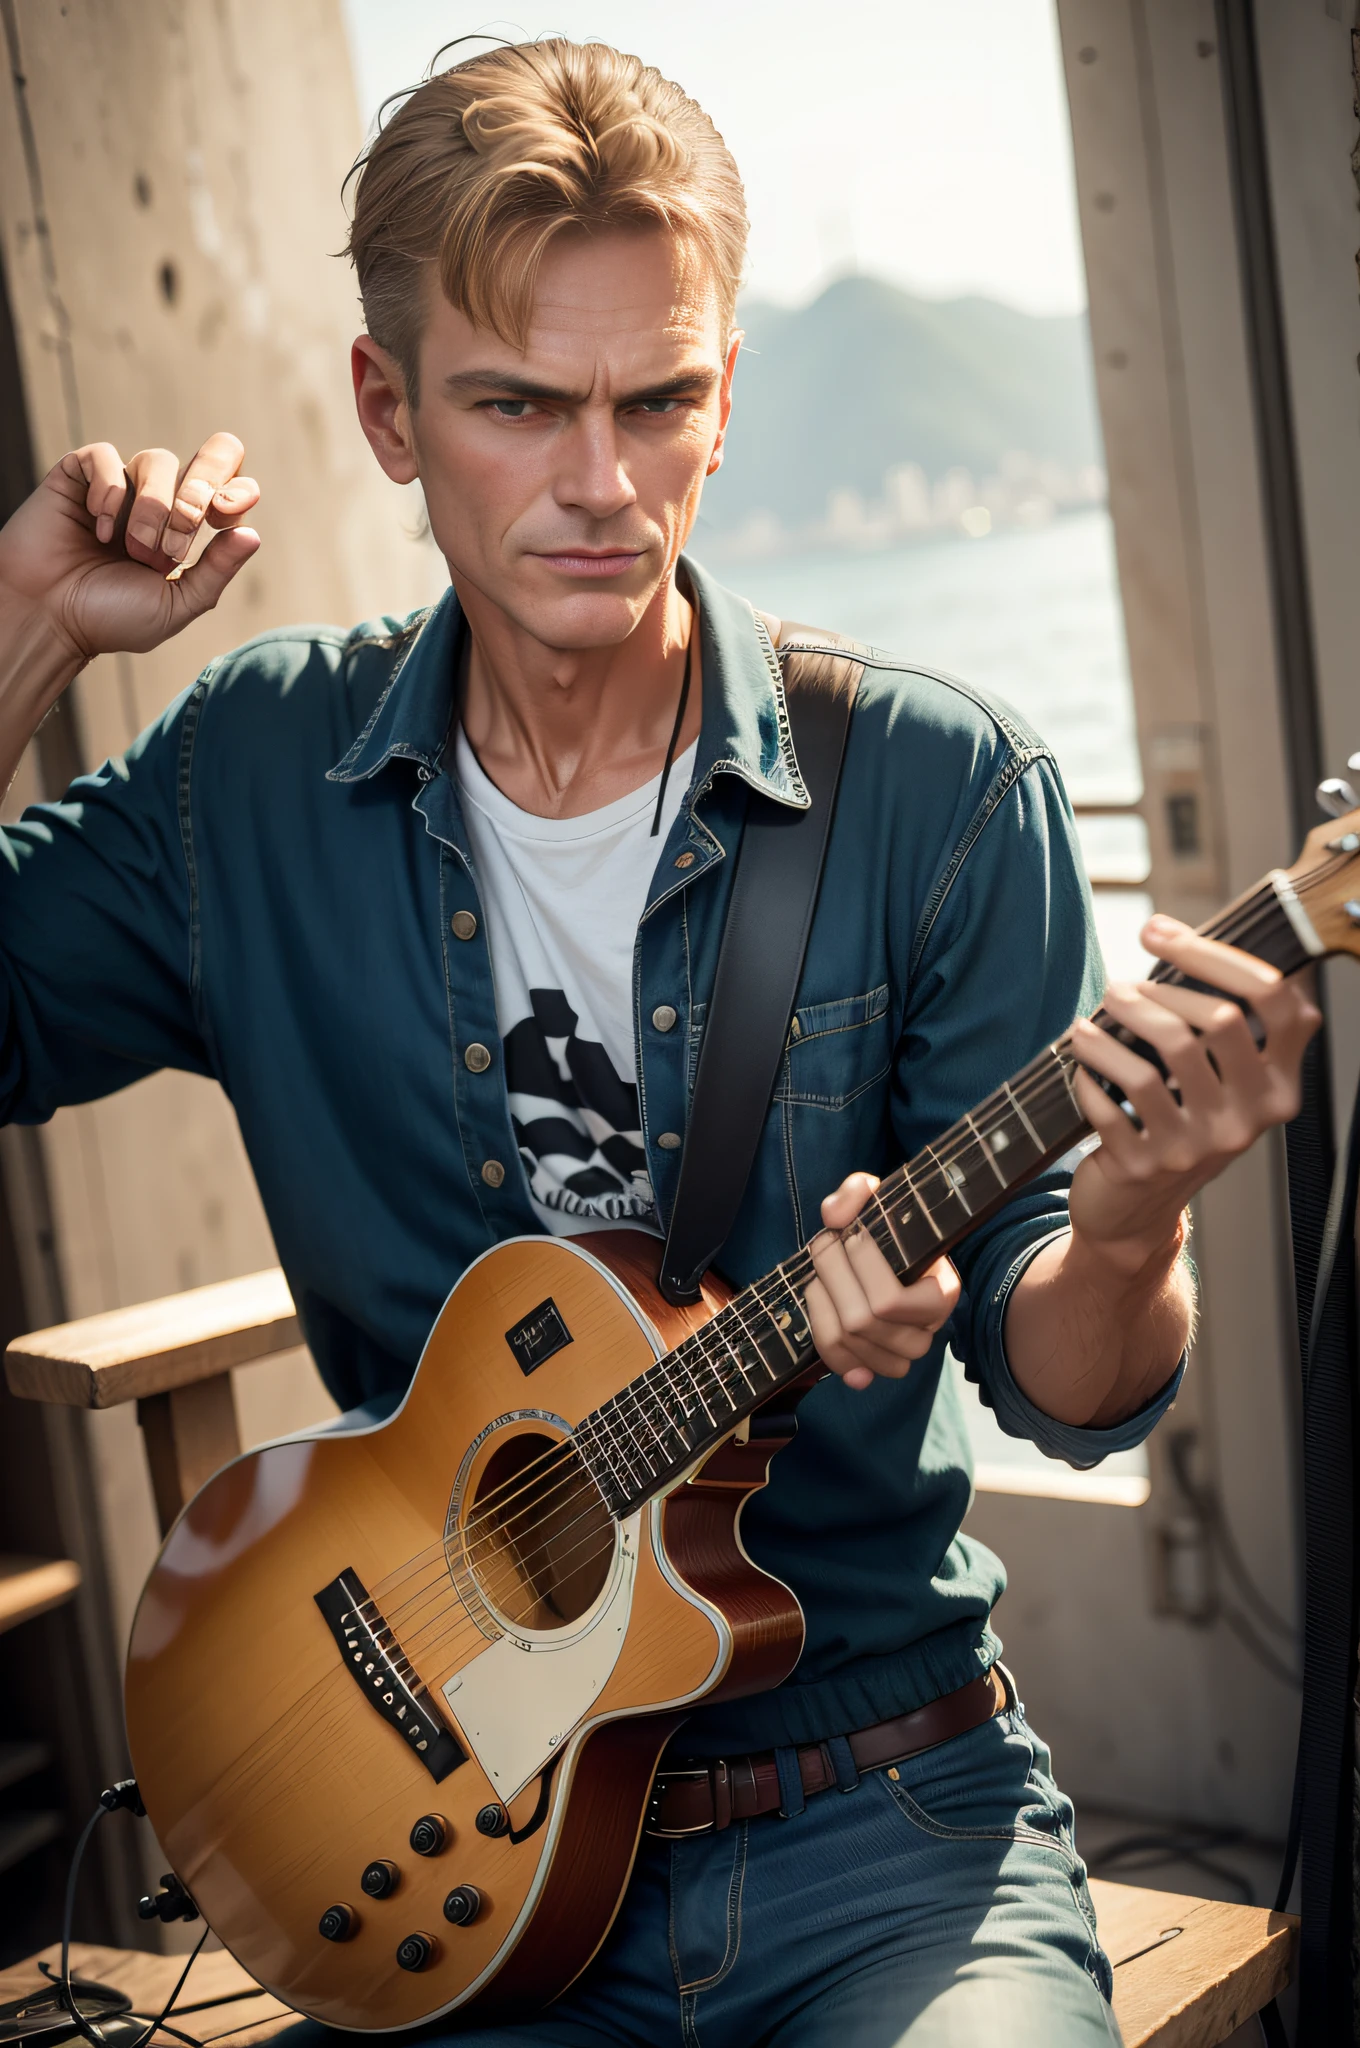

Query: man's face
[[355, 227, 737, 649]]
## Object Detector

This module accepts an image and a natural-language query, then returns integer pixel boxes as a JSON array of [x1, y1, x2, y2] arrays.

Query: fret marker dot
[[990, 1130, 1009, 1152], [947, 1165, 966, 1188]]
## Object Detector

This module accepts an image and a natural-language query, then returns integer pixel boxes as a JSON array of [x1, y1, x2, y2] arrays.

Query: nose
[[554, 409, 637, 522]]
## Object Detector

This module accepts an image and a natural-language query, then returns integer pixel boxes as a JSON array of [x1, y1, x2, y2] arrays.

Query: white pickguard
[[441, 1515, 639, 1802]]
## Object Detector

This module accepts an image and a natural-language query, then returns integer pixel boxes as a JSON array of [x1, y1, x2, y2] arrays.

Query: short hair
[[345, 38, 749, 404]]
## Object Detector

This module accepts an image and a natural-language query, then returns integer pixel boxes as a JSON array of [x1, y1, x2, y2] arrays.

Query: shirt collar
[[326, 556, 808, 811]]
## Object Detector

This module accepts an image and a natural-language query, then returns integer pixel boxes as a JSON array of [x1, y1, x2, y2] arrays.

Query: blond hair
[[345, 38, 748, 403]]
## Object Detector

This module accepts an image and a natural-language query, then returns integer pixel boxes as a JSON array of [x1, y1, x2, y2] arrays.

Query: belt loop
[[826, 1733, 860, 1793], [711, 1757, 732, 1832], [773, 1745, 805, 1818]]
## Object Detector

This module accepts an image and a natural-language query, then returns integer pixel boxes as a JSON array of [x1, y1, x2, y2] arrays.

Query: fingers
[[66, 443, 132, 542], [164, 526, 260, 627], [819, 1171, 882, 1232], [806, 1215, 959, 1390], [123, 432, 249, 567]]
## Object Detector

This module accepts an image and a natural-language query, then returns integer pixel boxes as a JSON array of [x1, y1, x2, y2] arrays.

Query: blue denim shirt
[[0, 557, 1179, 1750]]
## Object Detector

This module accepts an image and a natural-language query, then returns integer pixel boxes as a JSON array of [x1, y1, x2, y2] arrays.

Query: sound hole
[[464, 1432, 614, 1631]]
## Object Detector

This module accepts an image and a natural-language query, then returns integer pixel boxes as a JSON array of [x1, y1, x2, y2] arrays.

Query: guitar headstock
[[1283, 773, 1360, 960]]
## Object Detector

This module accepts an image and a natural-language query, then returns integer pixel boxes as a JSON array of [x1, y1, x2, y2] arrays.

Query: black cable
[[1166, 1432, 1297, 1644], [1087, 1825, 1258, 1906], [60, 1805, 112, 2047], [649, 633, 694, 837], [1218, 1603, 1302, 1691], [120, 1929, 210, 2048]]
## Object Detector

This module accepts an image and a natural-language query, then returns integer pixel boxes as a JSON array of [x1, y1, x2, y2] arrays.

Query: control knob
[[361, 1859, 400, 1899], [396, 1932, 436, 1973], [318, 1904, 357, 1943], [409, 1814, 448, 1857], [442, 1884, 482, 1927]]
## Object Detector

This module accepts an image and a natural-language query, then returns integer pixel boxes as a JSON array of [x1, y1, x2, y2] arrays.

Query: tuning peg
[[1316, 777, 1359, 818]]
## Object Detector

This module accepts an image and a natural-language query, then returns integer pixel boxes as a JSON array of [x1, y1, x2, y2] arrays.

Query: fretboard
[[573, 871, 1310, 1519]]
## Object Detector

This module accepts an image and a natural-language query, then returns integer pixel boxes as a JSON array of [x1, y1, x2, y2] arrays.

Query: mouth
[[532, 548, 646, 579]]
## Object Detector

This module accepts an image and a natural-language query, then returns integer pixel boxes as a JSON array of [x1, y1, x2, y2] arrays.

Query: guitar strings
[[225, 861, 1349, 1767], [355, 878, 1305, 1658], [355, 862, 1343, 1659]]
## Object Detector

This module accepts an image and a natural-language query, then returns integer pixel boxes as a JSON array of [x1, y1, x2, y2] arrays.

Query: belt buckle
[[645, 1766, 714, 1839]]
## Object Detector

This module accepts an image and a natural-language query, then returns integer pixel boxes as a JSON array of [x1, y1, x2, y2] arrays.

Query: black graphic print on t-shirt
[[503, 987, 656, 1222]]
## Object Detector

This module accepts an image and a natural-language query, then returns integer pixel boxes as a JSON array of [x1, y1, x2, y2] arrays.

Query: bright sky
[[340, 0, 1087, 316]]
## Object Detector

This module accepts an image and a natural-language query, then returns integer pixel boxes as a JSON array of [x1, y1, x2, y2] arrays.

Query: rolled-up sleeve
[[0, 678, 211, 1125], [891, 749, 1183, 1466]]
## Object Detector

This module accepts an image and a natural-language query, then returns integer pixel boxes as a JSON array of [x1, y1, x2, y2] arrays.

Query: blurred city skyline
[[341, 1, 1088, 319]]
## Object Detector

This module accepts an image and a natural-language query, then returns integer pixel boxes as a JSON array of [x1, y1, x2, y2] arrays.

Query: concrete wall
[[0, 0, 443, 1705]]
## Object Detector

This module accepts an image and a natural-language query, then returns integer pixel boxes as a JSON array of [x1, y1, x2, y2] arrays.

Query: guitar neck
[[574, 872, 1313, 1520]]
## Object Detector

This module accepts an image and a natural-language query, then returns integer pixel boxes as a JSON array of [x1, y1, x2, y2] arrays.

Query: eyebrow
[[442, 366, 721, 407]]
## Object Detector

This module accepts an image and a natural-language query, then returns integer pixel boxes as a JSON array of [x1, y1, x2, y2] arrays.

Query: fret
[[693, 1317, 746, 1417], [751, 1268, 814, 1362], [900, 1169, 943, 1242], [672, 1336, 720, 1429], [1015, 1047, 1086, 1152], [1003, 1079, 1044, 1151], [967, 1111, 1009, 1188], [726, 1292, 790, 1382]]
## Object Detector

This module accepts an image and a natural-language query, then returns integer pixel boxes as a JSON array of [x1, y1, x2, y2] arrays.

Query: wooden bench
[[0, 1892, 1295, 2048], [3, 1276, 1298, 2045]]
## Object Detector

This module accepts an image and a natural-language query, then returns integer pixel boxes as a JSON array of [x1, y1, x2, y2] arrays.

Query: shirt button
[[464, 1043, 492, 1073], [651, 1005, 678, 1033], [450, 910, 478, 941], [481, 1159, 506, 1187], [674, 851, 696, 869], [656, 1132, 682, 1150]]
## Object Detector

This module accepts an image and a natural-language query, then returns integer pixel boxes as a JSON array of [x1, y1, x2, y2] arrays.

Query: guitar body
[[124, 1232, 807, 2031]]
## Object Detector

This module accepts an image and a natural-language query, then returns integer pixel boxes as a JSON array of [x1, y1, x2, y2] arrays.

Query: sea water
[[700, 506, 1153, 983]]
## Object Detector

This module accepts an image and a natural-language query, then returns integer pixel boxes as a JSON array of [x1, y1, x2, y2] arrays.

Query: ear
[[352, 335, 419, 485], [706, 329, 744, 477]]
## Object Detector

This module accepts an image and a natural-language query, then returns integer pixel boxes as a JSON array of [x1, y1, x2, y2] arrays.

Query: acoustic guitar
[[124, 803, 1360, 2030]]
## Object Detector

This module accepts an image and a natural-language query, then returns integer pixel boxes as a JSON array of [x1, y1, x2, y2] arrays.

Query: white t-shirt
[[455, 727, 698, 1236]]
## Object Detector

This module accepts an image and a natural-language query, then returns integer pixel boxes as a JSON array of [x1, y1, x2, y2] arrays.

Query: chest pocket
[[775, 984, 892, 1107]]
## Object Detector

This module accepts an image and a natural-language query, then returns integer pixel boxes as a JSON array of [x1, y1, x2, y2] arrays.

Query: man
[[0, 37, 1316, 2047]]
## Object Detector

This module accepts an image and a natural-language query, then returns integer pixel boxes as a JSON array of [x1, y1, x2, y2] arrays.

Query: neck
[[457, 572, 699, 819], [573, 870, 1314, 1521]]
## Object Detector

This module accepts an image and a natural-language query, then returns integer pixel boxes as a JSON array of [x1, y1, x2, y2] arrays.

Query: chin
[[513, 583, 654, 650]]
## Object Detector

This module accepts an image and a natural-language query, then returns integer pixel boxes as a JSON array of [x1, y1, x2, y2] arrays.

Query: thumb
[[167, 525, 260, 628]]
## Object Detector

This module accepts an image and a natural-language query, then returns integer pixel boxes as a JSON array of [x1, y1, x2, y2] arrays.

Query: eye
[[636, 397, 681, 415], [486, 399, 536, 419]]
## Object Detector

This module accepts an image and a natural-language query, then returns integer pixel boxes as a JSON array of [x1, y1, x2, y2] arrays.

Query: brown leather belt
[[646, 1665, 1012, 1838]]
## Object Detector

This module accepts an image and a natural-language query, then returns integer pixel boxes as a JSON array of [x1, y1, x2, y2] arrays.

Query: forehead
[[425, 226, 726, 378]]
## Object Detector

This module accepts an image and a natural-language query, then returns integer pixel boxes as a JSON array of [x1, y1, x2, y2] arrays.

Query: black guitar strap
[[658, 620, 864, 1306]]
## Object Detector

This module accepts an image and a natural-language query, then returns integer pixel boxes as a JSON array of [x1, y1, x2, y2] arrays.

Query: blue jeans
[[412, 1704, 1120, 2046]]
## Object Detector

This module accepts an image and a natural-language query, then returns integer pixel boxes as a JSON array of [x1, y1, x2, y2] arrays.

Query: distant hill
[[697, 274, 1103, 539]]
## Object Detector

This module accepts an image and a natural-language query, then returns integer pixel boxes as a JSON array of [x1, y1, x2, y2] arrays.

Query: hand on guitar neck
[[804, 911, 1320, 1428]]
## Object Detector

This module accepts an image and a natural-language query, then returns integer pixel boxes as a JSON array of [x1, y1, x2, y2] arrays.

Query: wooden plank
[[138, 1377, 243, 1536], [0, 1553, 81, 1633], [4, 1269, 298, 1408], [0, 1944, 301, 2046], [1091, 1879, 1296, 2048], [0, 1886, 1295, 2048]]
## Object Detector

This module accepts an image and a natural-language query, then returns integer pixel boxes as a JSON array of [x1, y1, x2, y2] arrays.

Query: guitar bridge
[[315, 1568, 465, 1783]]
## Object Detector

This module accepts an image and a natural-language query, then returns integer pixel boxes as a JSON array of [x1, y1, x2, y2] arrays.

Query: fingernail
[[1146, 915, 1176, 935], [95, 513, 113, 543], [128, 520, 160, 549]]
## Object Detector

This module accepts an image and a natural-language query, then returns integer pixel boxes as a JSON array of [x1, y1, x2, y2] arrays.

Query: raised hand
[[0, 433, 260, 664]]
